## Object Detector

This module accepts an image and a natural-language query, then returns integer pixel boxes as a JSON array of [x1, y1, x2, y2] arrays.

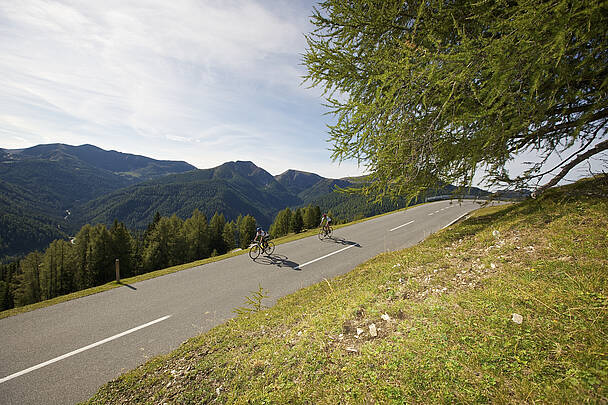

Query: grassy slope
[[87, 176, 607, 404]]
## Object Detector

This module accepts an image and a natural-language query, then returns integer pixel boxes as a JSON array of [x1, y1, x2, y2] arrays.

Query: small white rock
[[356, 327, 364, 336], [369, 324, 378, 337], [381, 313, 391, 321], [512, 313, 523, 324], [297, 331, 303, 336], [490, 263, 496, 269], [492, 230, 500, 238]]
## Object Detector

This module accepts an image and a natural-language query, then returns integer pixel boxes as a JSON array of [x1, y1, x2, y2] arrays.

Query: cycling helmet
[[322, 214, 327, 217], [256, 227, 262, 232]]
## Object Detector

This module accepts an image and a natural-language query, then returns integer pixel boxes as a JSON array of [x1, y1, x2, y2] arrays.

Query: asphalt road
[[0, 200, 484, 404]]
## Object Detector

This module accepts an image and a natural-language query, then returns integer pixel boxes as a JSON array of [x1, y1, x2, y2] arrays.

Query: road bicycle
[[318, 225, 333, 240], [249, 238, 275, 259]]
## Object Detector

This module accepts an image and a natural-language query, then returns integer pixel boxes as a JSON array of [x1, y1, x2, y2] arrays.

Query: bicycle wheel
[[327, 226, 333, 238], [318, 228, 325, 240], [249, 244, 260, 260], [264, 241, 275, 255]]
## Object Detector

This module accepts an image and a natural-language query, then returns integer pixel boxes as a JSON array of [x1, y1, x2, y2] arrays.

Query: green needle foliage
[[233, 284, 270, 315], [303, 0, 608, 199]]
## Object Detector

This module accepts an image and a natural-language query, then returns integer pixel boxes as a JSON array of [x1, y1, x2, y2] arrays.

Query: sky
[[0, 0, 365, 179], [0, 1, 604, 187]]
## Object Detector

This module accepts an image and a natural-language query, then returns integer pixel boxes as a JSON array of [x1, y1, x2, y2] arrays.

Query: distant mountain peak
[[275, 169, 326, 195], [220, 160, 259, 171], [3, 143, 196, 174], [214, 160, 277, 188]]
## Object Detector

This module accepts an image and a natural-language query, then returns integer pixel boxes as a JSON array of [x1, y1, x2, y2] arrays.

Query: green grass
[[1, 201, 434, 320], [85, 176, 608, 404]]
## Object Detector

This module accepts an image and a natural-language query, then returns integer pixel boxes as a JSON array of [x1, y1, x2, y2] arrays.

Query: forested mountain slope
[[0, 144, 195, 258], [75, 163, 374, 231], [0, 179, 67, 259], [75, 161, 301, 230]]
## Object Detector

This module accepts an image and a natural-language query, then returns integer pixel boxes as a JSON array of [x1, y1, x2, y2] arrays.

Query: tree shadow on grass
[[439, 203, 519, 243], [253, 254, 301, 271]]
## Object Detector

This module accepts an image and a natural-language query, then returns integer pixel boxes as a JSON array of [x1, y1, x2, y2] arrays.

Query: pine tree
[[166, 215, 187, 266], [239, 215, 257, 249], [110, 220, 136, 279], [303, 205, 314, 229], [73, 224, 94, 290], [0, 262, 17, 310], [290, 208, 304, 234], [143, 215, 185, 271], [270, 208, 292, 238], [40, 239, 74, 300], [209, 212, 227, 254], [222, 222, 237, 252], [89, 224, 114, 284], [312, 206, 321, 228], [143, 211, 162, 242], [182, 209, 210, 262], [15, 251, 43, 306], [235, 215, 243, 248], [0, 281, 10, 311]]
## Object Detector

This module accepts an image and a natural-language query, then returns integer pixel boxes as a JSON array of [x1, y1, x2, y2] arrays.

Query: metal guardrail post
[[115, 259, 120, 283]]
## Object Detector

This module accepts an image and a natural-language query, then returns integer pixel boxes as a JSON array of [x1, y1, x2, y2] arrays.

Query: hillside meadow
[[86, 176, 607, 404]]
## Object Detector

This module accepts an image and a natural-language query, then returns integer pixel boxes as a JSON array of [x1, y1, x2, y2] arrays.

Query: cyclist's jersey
[[321, 216, 332, 224], [256, 230, 268, 238]]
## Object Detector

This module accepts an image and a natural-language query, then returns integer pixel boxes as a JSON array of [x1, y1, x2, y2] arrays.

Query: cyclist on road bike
[[320, 213, 332, 233], [254, 227, 269, 248]]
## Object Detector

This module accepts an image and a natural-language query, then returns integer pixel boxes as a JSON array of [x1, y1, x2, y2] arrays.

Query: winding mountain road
[[0, 200, 485, 404]]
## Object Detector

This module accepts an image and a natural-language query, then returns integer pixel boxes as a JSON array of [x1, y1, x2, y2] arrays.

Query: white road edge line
[[294, 244, 358, 270], [0, 315, 172, 384], [441, 212, 470, 230], [389, 220, 415, 232]]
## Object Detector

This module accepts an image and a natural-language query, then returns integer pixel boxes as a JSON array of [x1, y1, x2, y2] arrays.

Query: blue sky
[[1, 1, 604, 187], [0, 0, 365, 179]]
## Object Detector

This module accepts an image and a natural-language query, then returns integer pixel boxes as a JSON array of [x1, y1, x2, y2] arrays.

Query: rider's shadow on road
[[322, 235, 362, 248], [253, 254, 301, 270]]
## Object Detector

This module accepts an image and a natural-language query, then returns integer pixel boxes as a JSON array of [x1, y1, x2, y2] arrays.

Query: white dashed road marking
[[0, 315, 172, 384], [389, 220, 415, 232]]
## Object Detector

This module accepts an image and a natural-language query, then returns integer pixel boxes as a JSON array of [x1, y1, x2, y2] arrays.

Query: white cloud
[[0, 0, 368, 179]]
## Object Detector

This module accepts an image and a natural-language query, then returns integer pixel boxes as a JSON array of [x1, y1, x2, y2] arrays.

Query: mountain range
[[0, 143, 492, 261], [0, 144, 363, 259]]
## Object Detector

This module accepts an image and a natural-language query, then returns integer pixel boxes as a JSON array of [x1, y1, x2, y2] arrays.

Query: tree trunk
[[535, 139, 608, 196]]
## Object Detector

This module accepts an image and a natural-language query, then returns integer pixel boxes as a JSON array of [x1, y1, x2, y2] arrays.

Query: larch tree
[[239, 215, 257, 249], [303, 0, 608, 198], [182, 209, 210, 261], [222, 222, 237, 252], [209, 212, 227, 255], [270, 208, 292, 238], [110, 220, 136, 279], [290, 208, 304, 234]]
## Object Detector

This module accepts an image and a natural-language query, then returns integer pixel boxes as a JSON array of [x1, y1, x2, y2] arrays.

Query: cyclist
[[254, 227, 269, 248], [320, 213, 332, 234]]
